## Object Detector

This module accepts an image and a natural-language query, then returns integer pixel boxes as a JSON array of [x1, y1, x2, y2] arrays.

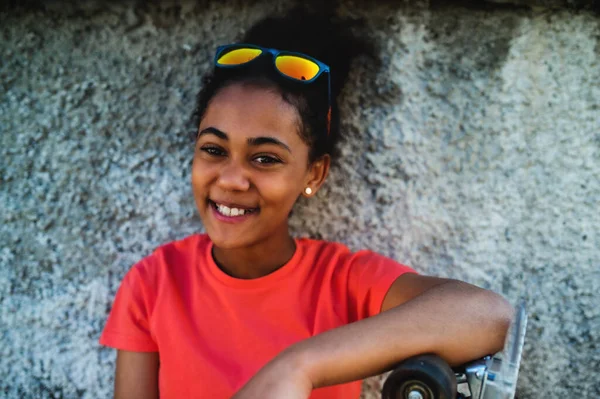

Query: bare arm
[[114, 350, 159, 399], [297, 275, 514, 388], [233, 274, 513, 397]]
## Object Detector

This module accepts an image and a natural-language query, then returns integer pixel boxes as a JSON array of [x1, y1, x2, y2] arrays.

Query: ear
[[302, 154, 331, 197]]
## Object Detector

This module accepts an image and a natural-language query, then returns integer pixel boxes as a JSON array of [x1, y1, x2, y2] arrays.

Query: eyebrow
[[247, 137, 291, 153], [198, 127, 227, 140], [198, 127, 291, 153]]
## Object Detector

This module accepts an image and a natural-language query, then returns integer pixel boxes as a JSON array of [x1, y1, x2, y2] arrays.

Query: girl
[[99, 9, 513, 399]]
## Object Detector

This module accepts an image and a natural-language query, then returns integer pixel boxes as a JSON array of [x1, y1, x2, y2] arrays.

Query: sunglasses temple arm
[[327, 73, 332, 136]]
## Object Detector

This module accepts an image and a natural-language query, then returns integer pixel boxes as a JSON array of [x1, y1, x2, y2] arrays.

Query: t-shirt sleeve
[[99, 260, 159, 352], [347, 250, 417, 323]]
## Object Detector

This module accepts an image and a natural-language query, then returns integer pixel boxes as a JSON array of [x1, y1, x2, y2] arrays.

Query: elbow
[[455, 281, 515, 354], [483, 290, 515, 354], [430, 281, 516, 364], [452, 285, 516, 363]]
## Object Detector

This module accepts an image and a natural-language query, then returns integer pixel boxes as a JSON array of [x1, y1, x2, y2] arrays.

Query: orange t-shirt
[[99, 234, 416, 398]]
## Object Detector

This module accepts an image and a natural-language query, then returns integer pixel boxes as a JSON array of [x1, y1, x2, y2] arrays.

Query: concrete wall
[[1, 1, 598, 397]]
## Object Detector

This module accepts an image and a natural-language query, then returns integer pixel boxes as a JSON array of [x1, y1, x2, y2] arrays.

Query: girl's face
[[192, 83, 327, 249]]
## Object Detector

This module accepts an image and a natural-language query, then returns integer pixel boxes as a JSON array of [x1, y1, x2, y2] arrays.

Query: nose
[[216, 159, 250, 192]]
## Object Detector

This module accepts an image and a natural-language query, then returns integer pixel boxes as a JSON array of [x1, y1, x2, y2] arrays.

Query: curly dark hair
[[191, 6, 376, 165]]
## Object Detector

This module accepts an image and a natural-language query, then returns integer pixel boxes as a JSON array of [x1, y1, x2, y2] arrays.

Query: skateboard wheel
[[381, 354, 457, 399]]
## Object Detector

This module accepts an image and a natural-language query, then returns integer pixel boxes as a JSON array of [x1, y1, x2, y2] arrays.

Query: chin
[[205, 227, 260, 250]]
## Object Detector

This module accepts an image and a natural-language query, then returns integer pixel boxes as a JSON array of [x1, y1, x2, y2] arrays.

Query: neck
[[211, 229, 297, 280]]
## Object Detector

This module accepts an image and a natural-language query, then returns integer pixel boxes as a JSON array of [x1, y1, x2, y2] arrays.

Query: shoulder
[[299, 238, 417, 318], [297, 237, 351, 259], [150, 233, 209, 263], [127, 233, 210, 286], [297, 237, 412, 272]]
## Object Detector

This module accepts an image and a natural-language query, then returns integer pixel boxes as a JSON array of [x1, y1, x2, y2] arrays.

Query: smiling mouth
[[209, 200, 259, 217]]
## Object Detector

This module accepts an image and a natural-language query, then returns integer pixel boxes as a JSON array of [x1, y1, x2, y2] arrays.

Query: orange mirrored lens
[[275, 55, 320, 81], [217, 48, 262, 65]]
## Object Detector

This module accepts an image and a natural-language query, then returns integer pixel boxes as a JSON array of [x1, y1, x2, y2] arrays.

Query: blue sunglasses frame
[[214, 43, 332, 135]]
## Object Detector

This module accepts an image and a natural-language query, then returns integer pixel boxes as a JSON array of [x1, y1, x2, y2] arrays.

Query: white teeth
[[215, 203, 248, 217]]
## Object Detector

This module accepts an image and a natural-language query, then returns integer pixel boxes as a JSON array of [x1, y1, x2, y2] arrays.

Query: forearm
[[285, 281, 514, 389]]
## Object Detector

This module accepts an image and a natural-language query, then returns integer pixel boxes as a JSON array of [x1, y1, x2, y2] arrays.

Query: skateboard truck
[[382, 302, 527, 399]]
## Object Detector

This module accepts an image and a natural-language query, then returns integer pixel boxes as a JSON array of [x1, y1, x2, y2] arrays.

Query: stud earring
[[304, 187, 312, 195]]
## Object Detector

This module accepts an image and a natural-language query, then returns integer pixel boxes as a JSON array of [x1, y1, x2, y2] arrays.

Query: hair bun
[[241, 6, 377, 101]]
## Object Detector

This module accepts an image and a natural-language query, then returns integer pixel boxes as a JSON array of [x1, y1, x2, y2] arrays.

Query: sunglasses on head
[[214, 43, 332, 136]]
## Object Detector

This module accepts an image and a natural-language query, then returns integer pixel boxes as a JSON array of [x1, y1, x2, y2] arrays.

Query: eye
[[200, 145, 226, 157], [253, 155, 282, 165]]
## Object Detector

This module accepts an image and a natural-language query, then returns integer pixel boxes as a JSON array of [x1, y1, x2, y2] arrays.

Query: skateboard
[[381, 302, 527, 399]]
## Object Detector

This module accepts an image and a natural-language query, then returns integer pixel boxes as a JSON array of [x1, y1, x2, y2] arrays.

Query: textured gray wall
[[1, 1, 599, 398]]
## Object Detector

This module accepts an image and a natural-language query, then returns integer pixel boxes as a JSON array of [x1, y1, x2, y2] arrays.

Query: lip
[[208, 200, 259, 224], [209, 199, 258, 210]]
